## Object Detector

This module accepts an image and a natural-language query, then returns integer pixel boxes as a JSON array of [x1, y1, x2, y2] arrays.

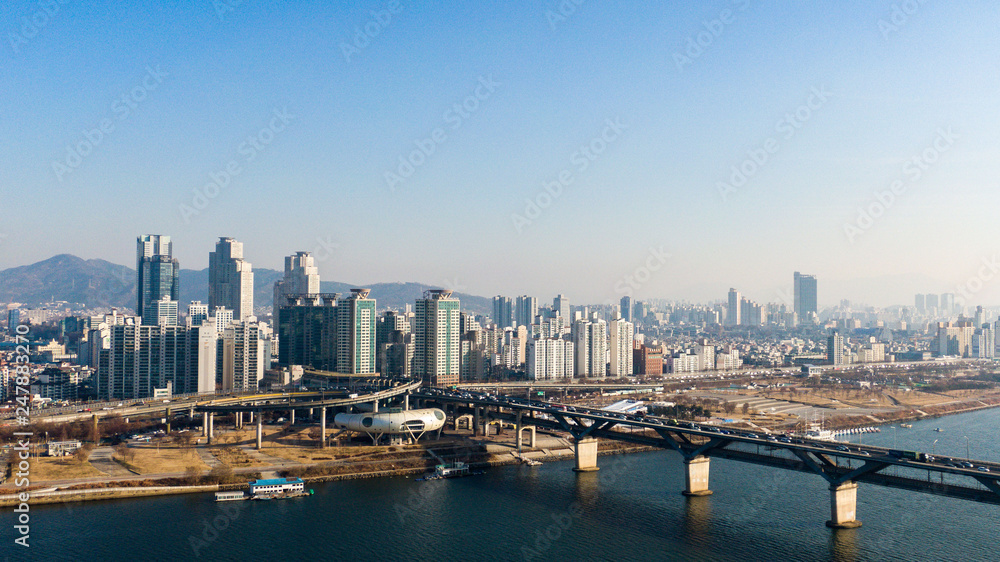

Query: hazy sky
[[3, 1, 1000, 307]]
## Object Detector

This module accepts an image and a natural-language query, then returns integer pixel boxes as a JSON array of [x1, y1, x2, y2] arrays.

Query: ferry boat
[[416, 462, 483, 481], [900, 423, 913, 428], [248, 477, 314, 500]]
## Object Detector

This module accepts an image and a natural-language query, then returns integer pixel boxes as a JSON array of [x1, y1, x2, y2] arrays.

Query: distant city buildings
[[515, 295, 538, 328], [492, 295, 514, 329]]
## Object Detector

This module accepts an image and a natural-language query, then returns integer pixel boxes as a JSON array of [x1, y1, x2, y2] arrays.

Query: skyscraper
[[515, 295, 538, 328], [414, 290, 461, 386], [794, 272, 818, 321], [554, 294, 570, 319], [272, 251, 321, 311], [940, 293, 955, 315], [620, 295, 632, 323], [336, 289, 376, 374], [137, 235, 179, 325], [492, 295, 514, 329], [914, 294, 926, 312], [209, 237, 254, 321], [727, 288, 741, 327]]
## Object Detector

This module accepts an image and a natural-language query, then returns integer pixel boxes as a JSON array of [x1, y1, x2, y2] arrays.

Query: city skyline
[[5, 2, 1000, 307]]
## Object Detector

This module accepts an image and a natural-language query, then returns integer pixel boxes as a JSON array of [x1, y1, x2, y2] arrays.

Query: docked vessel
[[416, 462, 483, 481]]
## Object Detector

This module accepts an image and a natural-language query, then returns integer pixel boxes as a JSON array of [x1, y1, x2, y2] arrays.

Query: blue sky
[[3, 1, 1000, 307]]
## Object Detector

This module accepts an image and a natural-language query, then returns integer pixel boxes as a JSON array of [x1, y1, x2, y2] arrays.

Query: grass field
[[119, 441, 208, 474], [30, 456, 104, 482]]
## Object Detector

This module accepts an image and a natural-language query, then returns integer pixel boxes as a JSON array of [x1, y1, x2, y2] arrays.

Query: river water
[[12, 407, 1000, 561]]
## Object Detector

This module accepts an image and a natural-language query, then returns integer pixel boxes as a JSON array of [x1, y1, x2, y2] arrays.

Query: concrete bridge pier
[[516, 426, 536, 452], [827, 482, 862, 529], [682, 456, 712, 497], [202, 414, 208, 437], [319, 407, 327, 448], [573, 437, 600, 472], [473, 407, 481, 437], [290, 409, 295, 425], [235, 411, 241, 429], [404, 393, 410, 410], [207, 413, 214, 444], [372, 400, 379, 413], [256, 414, 263, 450]]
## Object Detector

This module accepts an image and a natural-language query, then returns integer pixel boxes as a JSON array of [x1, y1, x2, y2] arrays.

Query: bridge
[[412, 387, 1000, 528], [191, 381, 421, 449]]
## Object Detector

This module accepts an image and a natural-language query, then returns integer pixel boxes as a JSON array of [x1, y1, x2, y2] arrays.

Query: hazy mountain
[[0, 255, 491, 316], [0, 254, 135, 309]]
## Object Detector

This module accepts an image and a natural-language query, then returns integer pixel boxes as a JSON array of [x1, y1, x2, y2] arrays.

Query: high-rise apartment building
[[414, 290, 461, 386], [277, 294, 339, 370], [526, 337, 574, 380], [492, 295, 514, 329], [727, 288, 741, 327], [95, 317, 216, 399], [794, 272, 818, 321], [827, 331, 845, 365], [221, 320, 267, 392], [187, 301, 209, 327], [914, 294, 926, 312], [336, 289, 376, 374], [516, 295, 538, 328], [620, 295, 632, 323], [608, 315, 634, 377], [136, 235, 179, 325], [554, 294, 570, 320], [209, 237, 254, 321], [573, 315, 607, 377]]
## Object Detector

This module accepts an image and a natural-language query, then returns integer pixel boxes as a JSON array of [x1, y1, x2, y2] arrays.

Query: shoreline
[[0, 444, 659, 507], [5, 399, 997, 508]]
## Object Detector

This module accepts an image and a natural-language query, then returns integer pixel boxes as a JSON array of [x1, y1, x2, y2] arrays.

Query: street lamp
[[892, 426, 897, 449], [963, 436, 970, 459], [932, 439, 938, 456]]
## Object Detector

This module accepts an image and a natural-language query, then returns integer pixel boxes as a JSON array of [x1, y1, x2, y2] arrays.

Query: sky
[[3, 1, 1000, 308]]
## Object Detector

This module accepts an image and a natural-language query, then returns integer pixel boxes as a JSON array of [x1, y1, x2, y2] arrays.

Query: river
[[11, 407, 1000, 561]]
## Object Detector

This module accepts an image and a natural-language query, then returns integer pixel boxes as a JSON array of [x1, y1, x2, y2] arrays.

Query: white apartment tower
[[209, 237, 254, 321]]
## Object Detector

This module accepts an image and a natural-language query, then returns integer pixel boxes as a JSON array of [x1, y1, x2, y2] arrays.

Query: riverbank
[[0, 443, 659, 508]]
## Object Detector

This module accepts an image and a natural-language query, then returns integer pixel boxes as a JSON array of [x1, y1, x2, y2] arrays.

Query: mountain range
[[0, 254, 491, 315]]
